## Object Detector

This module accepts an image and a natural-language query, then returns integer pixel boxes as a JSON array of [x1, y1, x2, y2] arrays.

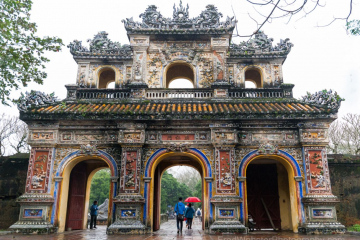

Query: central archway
[[164, 61, 195, 88], [144, 148, 212, 232]]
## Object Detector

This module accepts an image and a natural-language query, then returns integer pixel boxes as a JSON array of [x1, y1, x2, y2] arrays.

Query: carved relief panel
[[239, 130, 299, 146], [304, 147, 331, 194], [146, 131, 209, 144], [215, 148, 235, 194], [28, 130, 58, 145], [300, 129, 328, 144], [118, 130, 145, 144], [120, 148, 141, 193], [59, 131, 118, 144], [211, 129, 238, 145], [25, 148, 53, 193]]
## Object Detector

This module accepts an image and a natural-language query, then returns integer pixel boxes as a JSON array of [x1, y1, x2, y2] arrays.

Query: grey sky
[[1, 0, 359, 117]]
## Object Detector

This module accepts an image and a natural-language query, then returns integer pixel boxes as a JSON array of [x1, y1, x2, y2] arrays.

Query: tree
[[328, 113, 360, 155], [160, 171, 193, 213], [0, 0, 63, 105], [239, 1, 358, 37], [0, 113, 29, 156], [167, 166, 201, 193], [89, 169, 111, 206]]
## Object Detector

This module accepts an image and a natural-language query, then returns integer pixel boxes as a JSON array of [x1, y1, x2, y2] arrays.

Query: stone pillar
[[9, 122, 59, 233], [107, 123, 147, 234], [209, 125, 245, 233], [211, 37, 229, 82], [298, 122, 346, 234]]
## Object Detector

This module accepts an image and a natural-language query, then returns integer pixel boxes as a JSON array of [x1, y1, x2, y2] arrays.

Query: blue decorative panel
[[219, 209, 234, 218], [24, 209, 42, 218], [121, 209, 136, 218], [313, 209, 333, 218]]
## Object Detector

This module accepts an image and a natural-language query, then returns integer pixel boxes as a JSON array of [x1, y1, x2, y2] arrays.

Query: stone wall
[[0, 153, 29, 229], [328, 154, 360, 226]]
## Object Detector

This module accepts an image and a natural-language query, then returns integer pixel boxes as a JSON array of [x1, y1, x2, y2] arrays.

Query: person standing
[[90, 200, 99, 229], [185, 203, 195, 229], [196, 208, 202, 222], [174, 197, 185, 233]]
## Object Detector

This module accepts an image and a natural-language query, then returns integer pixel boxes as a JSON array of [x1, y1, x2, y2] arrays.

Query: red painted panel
[[66, 163, 87, 230], [125, 151, 137, 190], [308, 150, 325, 189], [247, 164, 281, 230], [162, 134, 195, 141]]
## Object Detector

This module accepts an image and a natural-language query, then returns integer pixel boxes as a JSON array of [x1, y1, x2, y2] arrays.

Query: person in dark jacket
[[175, 197, 186, 233], [90, 200, 98, 229], [184, 203, 195, 229]]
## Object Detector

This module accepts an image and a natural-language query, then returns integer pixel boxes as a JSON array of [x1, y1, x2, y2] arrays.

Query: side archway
[[238, 150, 304, 232], [52, 150, 118, 232]]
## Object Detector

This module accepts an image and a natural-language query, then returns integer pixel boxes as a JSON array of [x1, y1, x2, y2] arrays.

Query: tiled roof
[[21, 100, 334, 120]]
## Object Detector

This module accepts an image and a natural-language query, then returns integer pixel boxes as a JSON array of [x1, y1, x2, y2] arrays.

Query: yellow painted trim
[[243, 155, 299, 233], [147, 152, 208, 231], [57, 156, 111, 232]]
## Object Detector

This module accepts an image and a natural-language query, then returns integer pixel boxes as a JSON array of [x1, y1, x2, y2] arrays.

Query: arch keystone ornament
[[11, 1, 345, 236]]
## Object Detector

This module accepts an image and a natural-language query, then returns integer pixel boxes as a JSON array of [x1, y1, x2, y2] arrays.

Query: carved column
[[9, 122, 59, 233], [298, 121, 346, 234], [108, 123, 147, 234], [127, 35, 149, 90], [209, 125, 245, 233]]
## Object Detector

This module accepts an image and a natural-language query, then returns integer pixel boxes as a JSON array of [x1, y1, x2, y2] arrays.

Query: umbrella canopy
[[184, 197, 201, 202]]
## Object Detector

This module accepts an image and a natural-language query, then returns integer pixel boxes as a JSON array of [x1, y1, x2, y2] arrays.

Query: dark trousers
[[187, 218, 193, 229], [90, 215, 97, 229], [176, 217, 183, 231]]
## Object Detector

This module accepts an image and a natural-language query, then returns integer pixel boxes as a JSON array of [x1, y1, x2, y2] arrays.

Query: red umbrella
[[184, 197, 201, 202]]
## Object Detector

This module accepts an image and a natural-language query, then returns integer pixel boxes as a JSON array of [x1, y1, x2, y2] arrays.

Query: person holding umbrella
[[185, 203, 195, 229]]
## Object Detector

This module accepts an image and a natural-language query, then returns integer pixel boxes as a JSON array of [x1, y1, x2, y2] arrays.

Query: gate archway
[[238, 150, 304, 233], [144, 148, 212, 231], [52, 150, 118, 232]]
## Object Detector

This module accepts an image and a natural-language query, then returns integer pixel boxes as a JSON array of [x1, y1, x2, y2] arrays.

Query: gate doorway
[[150, 153, 208, 232], [62, 159, 111, 231], [246, 159, 293, 231]]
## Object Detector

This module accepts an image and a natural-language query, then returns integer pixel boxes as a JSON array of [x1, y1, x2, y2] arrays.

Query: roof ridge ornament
[[67, 31, 132, 58], [17, 90, 58, 112], [301, 89, 344, 110], [230, 31, 293, 57], [122, 2, 235, 34]]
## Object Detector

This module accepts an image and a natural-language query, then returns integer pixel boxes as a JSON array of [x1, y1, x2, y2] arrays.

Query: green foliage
[[347, 20, 360, 36], [348, 224, 360, 232], [0, 0, 64, 105], [89, 169, 110, 206], [160, 171, 193, 213], [192, 179, 202, 209]]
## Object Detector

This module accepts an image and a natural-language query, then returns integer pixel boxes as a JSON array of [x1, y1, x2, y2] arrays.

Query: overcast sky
[[1, 0, 359, 118]]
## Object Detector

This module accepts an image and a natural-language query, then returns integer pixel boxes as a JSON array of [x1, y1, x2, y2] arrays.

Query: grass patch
[[348, 224, 360, 232]]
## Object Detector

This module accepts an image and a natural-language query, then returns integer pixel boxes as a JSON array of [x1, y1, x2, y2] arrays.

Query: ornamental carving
[[68, 31, 132, 58], [230, 31, 293, 57], [257, 143, 279, 155], [122, 2, 235, 34], [79, 144, 98, 155], [301, 89, 344, 110], [17, 91, 57, 112], [165, 143, 188, 152]]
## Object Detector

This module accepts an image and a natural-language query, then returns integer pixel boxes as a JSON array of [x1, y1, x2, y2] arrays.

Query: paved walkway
[[1, 220, 358, 240]]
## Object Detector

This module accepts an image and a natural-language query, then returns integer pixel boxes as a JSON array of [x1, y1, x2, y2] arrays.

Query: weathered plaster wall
[[0, 153, 29, 229], [328, 154, 360, 226]]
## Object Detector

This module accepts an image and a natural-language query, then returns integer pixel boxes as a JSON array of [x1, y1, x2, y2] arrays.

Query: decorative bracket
[[204, 177, 213, 183], [143, 177, 152, 183]]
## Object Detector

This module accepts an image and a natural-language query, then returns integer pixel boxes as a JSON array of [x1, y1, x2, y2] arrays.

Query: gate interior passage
[[66, 162, 87, 230], [247, 164, 281, 230]]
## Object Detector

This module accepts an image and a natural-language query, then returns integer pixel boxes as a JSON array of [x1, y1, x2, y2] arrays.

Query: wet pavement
[[1, 220, 359, 240]]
